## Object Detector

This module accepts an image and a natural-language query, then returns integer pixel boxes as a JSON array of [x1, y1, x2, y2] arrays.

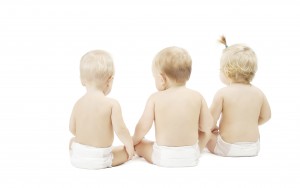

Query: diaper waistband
[[71, 142, 112, 158]]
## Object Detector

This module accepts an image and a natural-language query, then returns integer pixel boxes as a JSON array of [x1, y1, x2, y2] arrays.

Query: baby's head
[[219, 36, 257, 84], [152, 46, 192, 90], [80, 50, 115, 94]]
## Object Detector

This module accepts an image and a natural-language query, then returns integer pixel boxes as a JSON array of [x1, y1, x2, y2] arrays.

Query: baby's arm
[[111, 100, 134, 160], [132, 95, 155, 146], [210, 92, 223, 131], [69, 105, 76, 136], [198, 97, 214, 150], [69, 106, 76, 150], [258, 94, 271, 125]]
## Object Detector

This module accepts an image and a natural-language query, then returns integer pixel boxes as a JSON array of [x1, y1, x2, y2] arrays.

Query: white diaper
[[214, 135, 260, 157], [152, 143, 200, 167], [70, 142, 113, 170]]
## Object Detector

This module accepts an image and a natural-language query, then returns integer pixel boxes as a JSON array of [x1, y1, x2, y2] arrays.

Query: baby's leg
[[206, 132, 218, 153], [134, 139, 154, 164], [112, 146, 128, 167]]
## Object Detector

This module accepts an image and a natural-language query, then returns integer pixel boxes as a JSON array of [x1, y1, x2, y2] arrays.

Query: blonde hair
[[219, 36, 257, 83], [80, 50, 114, 86], [153, 46, 192, 83]]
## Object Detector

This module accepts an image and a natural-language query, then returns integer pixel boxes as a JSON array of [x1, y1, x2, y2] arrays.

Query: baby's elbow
[[265, 110, 272, 122], [69, 127, 76, 135], [267, 113, 271, 121], [258, 114, 271, 125]]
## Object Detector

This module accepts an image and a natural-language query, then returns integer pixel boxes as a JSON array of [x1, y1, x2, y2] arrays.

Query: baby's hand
[[212, 127, 219, 134], [125, 145, 134, 160]]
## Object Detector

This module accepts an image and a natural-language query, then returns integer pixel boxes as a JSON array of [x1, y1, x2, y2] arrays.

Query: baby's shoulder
[[105, 97, 121, 108], [185, 88, 205, 99], [250, 85, 265, 93], [211, 87, 233, 101], [249, 85, 267, 99], [220, 85, 265, 98], [147, 92, 161, 102], [216, 86, 231, 93]]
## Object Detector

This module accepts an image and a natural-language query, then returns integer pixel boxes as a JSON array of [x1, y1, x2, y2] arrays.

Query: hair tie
[[219, 35, 228, 48]]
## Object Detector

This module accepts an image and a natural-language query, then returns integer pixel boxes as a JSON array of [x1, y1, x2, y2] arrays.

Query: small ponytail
[[219, 35, 228, 48]]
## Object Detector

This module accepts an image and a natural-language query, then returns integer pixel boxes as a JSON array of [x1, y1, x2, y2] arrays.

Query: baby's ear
[[159, 73, 167, 89], [107, 75, 114, 83], [159, 73, 166, 81], [106, 76, 114, 88], [80, 77, 86, 86]]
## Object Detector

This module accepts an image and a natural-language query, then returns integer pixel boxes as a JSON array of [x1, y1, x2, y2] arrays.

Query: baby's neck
[[85, 86, 105, 95], [166, 82, 186, 90], [229, 82, 251, 86], [229, 77, 251, 85]]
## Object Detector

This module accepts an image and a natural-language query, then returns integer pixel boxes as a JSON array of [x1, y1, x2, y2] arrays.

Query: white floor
[[0, 120, 299, 188]]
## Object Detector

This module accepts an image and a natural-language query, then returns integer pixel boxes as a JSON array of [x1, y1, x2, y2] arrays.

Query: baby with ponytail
[[206, 36, 271, 157]]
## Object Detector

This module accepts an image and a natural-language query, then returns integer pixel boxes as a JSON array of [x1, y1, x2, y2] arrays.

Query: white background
[[0, 0, 299, 187]]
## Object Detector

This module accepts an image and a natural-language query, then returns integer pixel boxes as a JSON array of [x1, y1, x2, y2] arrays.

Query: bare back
[[72, 92, 114, 148], [153, 87, 204, 146], [212, 84, 270, 143]]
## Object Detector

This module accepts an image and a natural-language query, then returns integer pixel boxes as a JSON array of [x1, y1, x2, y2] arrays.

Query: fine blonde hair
[[219, 36, 257, 83], [80, 50, 115, 86], [153, 46, 192, 83]]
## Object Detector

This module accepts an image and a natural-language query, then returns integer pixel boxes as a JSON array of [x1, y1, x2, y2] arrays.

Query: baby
[[206, 36, 271, 157], [132, 46, 213, 167], [69, 50, 134, 169]]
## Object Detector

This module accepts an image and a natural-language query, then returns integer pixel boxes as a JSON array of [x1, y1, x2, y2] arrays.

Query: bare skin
[[207, 82, 271, 153], [69, 82, 134, 167], [133, 69, 213, 163]]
